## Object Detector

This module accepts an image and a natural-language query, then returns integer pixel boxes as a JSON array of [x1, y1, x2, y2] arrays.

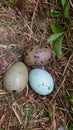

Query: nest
[[0, 1, 73, 129]]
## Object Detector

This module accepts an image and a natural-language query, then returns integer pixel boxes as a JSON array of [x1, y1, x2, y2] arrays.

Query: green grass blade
[[61, 0, 67, 8], [63, 2, 69, 18], [54, 36, 64, 58], [50, 11, 62, 17], [69, 98, 73, 106], [50, 23, 65, 33], [47, 32, 65, 43]]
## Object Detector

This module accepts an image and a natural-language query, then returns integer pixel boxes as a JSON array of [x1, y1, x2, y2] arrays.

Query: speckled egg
[[29, 68, 54, 95], [3, 62, 28, 93], [24, 44, 52, 66]]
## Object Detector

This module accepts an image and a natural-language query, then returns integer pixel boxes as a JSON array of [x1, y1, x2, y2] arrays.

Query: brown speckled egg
[[24, 44, 53, 66]]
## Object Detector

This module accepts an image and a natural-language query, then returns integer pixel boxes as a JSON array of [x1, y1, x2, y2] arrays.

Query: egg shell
[[29, 68, 54, 95], [3, 62, 28, 93], [24, 45, 52, 66]]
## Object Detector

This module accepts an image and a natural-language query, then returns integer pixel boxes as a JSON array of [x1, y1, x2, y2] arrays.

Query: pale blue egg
[[29, 68, 54, 95]]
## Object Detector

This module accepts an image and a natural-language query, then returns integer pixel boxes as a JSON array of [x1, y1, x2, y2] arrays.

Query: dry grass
[[0, 0, 73, 130]]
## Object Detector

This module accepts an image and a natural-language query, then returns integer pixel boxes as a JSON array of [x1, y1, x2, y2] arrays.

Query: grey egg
[[3, 62, 28, 93]]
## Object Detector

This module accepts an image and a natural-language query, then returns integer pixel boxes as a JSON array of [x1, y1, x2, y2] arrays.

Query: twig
[[0, 114, 6, 125], [7, 111, 12, 130], [49, 76, 66, 105], [0, 43, 17, 49], [63, 54, 73, 76], [69, 0, 73, 8], [23, 31, 38, 41], [23, 115, 27, 130], [29, 0, 40, 40], [0, 89, 8, 95], [52, 103, 56, 130], [0, 44, 7, 48], [25, 84, 29, 97], [0, 53, 7, 58], [12, 102, 23, 125]]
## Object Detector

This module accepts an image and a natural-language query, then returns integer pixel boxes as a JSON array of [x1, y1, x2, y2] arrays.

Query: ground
[[0, 0, 73, 130]]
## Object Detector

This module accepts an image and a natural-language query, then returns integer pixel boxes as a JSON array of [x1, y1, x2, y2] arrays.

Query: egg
[[3, 62, 28, 93], [24, 44, 53, 66], [29, 68, 54, 95]]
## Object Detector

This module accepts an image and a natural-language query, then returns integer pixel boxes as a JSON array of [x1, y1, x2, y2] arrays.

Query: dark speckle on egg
[[42, 83, 44, 86], [25, 53, 28, 56], [29, 47, 34, 51], [41, 61, 43, 63], [34, 55, 39, 59], [48, 87, 50, 90], [12, 90, 16, 93]]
